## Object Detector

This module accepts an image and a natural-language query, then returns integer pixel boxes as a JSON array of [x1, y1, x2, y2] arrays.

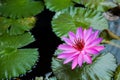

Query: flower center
[[73, 39, 85, 51]]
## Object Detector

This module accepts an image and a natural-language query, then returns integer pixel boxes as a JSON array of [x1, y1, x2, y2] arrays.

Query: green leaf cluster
[[0, 0, 44, 35], [0, 0, 43, 79], [0, 0, 117, 79], [44, 0, 117, 12]]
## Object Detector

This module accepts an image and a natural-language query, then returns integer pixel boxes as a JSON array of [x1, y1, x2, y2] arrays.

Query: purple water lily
[[57, 27, 104, 69]]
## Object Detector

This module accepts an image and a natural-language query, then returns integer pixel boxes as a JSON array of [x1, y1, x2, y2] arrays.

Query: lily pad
[[44, 0, 72, 12], [0, 0, 44, 18], [0, 17, 36, 35], [52, 8, 108, 37], [0, 32, 39, 79], [52, 53, 117, 80]]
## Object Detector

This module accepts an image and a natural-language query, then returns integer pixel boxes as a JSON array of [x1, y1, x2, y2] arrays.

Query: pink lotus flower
[[57, 27, 104, 69]]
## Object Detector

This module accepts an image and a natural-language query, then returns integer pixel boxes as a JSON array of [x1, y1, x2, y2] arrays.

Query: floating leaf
[[0, 32, 34, 49], [0, 0, 44, 18], [35, 77, 43, 80], [114, 65, 120, 80], [0, 32, 39, 79], [0, 49, 38, 79], [0, 17, 36, 35], [52, 52, 117, 80], [44, 72, 57, 80], [109, 19, 120, 36], [72, 0, 81, 4], [45, 72, 52, 80], [49, 77, 57, 80], [80, 0, 116, 12], [113, 0, 120, 3], [35, 76, 57, 80], [105, 40, 120, 64], [44, 0, 73, 12], [52, 8, 108, 37]]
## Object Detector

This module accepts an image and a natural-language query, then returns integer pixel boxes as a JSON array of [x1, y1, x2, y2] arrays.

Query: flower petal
[[57, 53, 73, 59], [68, 31, 76, 43], [78, 54, 83, 67], [85, 48, 99, 54], [62, 37, 73, 46], [58, 44, 74, 51], [84, 54, 92, 64], [90, 46, 104, 52], [84, 27, 92, 42], [63, 52, 79, 64], [85, 30, 99, 45], [62, 50, 77, 53], [63, 57, 74, 64], [72, 56, 78, 69], [92, 30, 99, 39], [76, 27, 83, 39], [85, 34, 95, 46], [87, 38, 103, 47]]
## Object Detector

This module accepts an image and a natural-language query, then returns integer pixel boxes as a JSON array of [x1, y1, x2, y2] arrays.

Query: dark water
[[19, 9, 62, 80]]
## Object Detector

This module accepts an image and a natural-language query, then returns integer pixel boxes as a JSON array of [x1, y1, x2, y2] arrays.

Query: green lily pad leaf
[[0, 17, 36, 35], [35, 77, 43, 80], [113, 0, 120, 3], [105, 40, 120, 64], [35, 76, 57, 80], [80, 0, 116, 12], [52, 8, 108, 37], [52, 52, 117, 80], [49, 77, 57, 80], [0, 0, 44, 18], [114, 65, 120, 80], [44, 72, 57, 80], [0, 48, 39, 79], [0, 32, 39, 79], [72, 0, 81, 4], [0, 32, 34, 49], [44, 0, 73, 12]]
